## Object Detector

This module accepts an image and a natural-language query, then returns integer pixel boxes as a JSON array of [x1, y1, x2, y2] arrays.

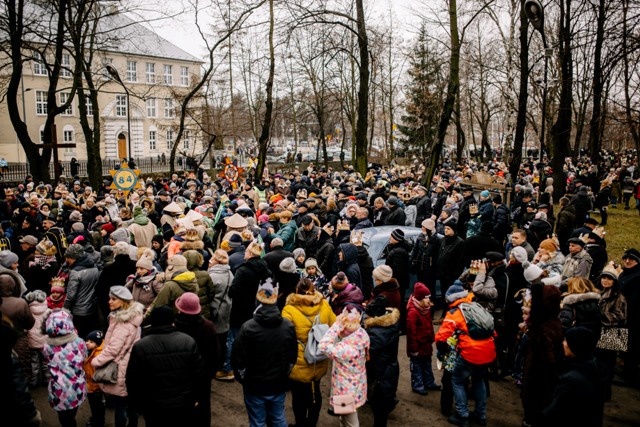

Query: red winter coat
[[370, 279, 402, 310], [406, 298, 435, 357]]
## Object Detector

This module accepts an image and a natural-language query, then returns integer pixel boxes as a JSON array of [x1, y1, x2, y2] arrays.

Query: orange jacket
[[83, 342, 104, 393], [435, 293, 496, 365]]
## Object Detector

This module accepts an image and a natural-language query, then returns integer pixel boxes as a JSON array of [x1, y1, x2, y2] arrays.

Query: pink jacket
[[91, 302, 144, 397], [27, 301, 48, 349]]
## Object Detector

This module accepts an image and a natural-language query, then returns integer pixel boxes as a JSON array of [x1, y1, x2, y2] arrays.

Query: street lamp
[[105, 64, 132, 162], [524, 0, 550, 164]]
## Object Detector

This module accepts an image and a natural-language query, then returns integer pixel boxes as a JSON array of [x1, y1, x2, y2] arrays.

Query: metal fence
[[1, 157, 213, 182]]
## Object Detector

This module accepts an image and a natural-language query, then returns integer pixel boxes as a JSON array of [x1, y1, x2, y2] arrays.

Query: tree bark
[[587, 0, 605, 158], [353, 0, 370, 175], [509, 1, 529, 182], [255, 0, 275, 177]]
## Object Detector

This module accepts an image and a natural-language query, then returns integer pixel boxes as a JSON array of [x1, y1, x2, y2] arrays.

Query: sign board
[[109, 161, 141, 196]]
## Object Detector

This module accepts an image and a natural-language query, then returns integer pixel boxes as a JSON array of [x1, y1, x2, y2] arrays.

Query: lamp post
[[524, 0, 551, 164], [105, 64, 132, 162]]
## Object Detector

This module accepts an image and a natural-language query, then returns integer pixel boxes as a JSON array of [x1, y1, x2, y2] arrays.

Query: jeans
[[452, 355, 488, 420], [243, 392, 288, 427], [410, 356, 437, 391], [222, 327, 239, 372], [290, 380, 322, 427]]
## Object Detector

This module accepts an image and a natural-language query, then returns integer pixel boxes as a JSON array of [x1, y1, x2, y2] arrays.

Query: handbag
[[332, 393, 356, 415], [93, 361, 118, 384], [596, 326, 628, 352]]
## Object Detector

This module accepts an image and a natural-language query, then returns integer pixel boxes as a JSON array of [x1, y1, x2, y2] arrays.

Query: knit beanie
[[511, 246, 528, 264], [304, 258, 319, 269], [150, 305, 175, 327], [279, 257, 297, 274], [523, 262, 544, 283], [565, 326, 597, 359], [331, 272, 349, 291], [136, 254, 155, 271], [228, 233, 243, 248], [373, 265, 393, 283], [167, 254, 188, 272], [86, 330, 104, 346], [71, 222, 85, 232], [539, 238, 559, 252], [0, 250, 18, 268], [390, 228, 405, 242], [110, 228, 130, 243], [413, 282, 431, 301], [293, 248, 306, 260], [445, 283, 468, 303]]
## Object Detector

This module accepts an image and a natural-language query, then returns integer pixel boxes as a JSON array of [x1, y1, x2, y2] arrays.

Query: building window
[[163, 64, 172, 85], [33, 53, 47, 76], [115, 95, 127, 117], [183, 130, 190, 149], [166, 128, 174, 150], [63, 127, 74, 153], [60, 92, 73, 116], [149, 130, 157, 150], [164, 98, 174, 118], [146, 98, 156, 118], [61, 54, 72, 78], [180, 66, 189, 86], [35, 91, 48, 115], [85, 98, 93, 116], [146, 62, 155, 83], [126, 60, 137, 82]]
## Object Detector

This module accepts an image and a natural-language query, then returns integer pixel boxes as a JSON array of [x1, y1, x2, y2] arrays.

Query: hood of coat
[[339, 243, 359, 265], [364, 307, 400, 329], [169, 271, 199, 291], [133, 215, 150, 226], [30, 300, 48, 316], [0, 272, 19, 297], [285, 291, 323, 307], [208, 264, 231, 275], [111, 301, 145, 325], [561, 291, 601, 307], [373, 278, 400, 294], [73, 255, 95, 270], [181, 240, 204, 252], [44, 309, 76, 337], [244, 257, 272, 280], [449, 291, 474, 308], [254, 303, 284, 327]]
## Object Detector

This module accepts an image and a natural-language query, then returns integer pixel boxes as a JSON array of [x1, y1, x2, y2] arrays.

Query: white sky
[[146, 0, 425, 59]]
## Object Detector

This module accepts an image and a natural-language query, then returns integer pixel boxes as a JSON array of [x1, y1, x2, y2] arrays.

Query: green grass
[[584, 205, 640, 262]]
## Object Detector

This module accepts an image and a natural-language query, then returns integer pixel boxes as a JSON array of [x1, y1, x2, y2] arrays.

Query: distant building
[[0, 6, 203, 164]]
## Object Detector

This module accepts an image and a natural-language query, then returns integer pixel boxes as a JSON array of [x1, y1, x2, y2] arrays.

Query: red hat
[[175, 292, 201, 315], [101, 222, 115, 234], [413, 282, 431, 301]]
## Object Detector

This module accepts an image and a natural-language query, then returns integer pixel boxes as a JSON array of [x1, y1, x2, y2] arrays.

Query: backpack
[[458, 302, 494, 340], [294, 308, 330, 364]]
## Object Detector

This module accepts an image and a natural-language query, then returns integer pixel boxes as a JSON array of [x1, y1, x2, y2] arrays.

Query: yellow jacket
[[282, 291, 336, 382]]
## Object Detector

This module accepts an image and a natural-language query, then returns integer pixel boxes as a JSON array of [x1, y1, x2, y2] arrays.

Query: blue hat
[[445, 283, 468, 304]]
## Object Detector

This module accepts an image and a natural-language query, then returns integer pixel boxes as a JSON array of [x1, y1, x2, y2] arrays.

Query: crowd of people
[[0, 149, 639, 427]]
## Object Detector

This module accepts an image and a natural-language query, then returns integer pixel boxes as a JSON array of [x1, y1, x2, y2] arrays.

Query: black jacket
[[458, 195, 478, 237], [385, 241, 411, 292], [264, 248, 294, 278], [315, 236, 335, 279], [232, 304, 297, 396], [126, 326, 207, 413], [414, 196, 432, 227], [174, 314, 219, 379], [229, 257, 272, 328], [437, 235, 465, 284], [461, 231, 503, 268], [410, 232, 441, 286], [356, 246, 374, 300], [96, 254, 137, 323], [559, 292, 602, 338], [384, 206, 406, 226], [337, 243, 362, 289]]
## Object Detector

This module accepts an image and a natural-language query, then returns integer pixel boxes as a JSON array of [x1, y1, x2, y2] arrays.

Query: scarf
[[29, 254, 57, 269], [408, 295, 430, 316]]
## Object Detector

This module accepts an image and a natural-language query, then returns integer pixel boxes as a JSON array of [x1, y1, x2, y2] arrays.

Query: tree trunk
[[587, 0, 605, 158], [510, 1, 529, 182], [354, 0, 369, 175], [551, 0, 574, 201], [424, 0, 460, 185], [256, 0, 275, 177]]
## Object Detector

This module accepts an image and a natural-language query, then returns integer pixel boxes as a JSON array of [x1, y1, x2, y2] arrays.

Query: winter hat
[[0, 250, 18, 268], [523, 262, 544, 283], [567, 237, 586, 248], [270, 238, 284, 249], [36, 239, 57, 256], [304, 258, 319, 269], [534, 211, 547, 221], [175, 292, 201, 315], [69, 211, 83, 222], [511, 246, 528, 263], [279, 257, 297, 274], [258, 214, 269, 224], [86, 330, 104, 346], [211, 249, 229, 265], [444, 219, 458, 231], [101, 222, 116, 235], [293, 248, 306, 259], [365, 295, 388, 318], [386, 196, 399, 206], [390, 228, 405, 242], [539, 238, 559, 252], [256, 278, 278, 305], [622, 248, 640, 264], [167, 254, 188, 272], [228, 233, 243, 248], [331, 272, 349, 291], [71, 222, 85, 232], [421, 218, 436, 232], [24, 290, 47, 303], [136, 254, 155, 271], [247, 242, 264, 258], [184, 229, 200, 243], [109, 285, 133, 301], [64, 244, 84, 260], [373, 265, 393, 283], [599, 263, 619, 280], [50, 277, 66, 294], [45, 309, 75, 337], [445, 283, 468, 304], [480, 190, 490, 199], [565, 326, 597, 359], [183, 250, 204, 271], [110, 228, 130, 243], [413, 282, 431, 301], [19, 235, 38, 246], [224, 213, 248, 229], [133, 206, 144, 218], [150, 305, 175, 327]]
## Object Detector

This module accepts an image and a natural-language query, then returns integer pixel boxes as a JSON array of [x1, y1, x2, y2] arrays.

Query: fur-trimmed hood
[[181, 240, 204, 251], [110, 301, 144, 325], [561, 291, 601, 307], [364, 307, 400, 328], [285, 291, 323, 307]]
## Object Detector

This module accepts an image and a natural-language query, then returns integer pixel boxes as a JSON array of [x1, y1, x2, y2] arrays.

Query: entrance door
[[117, 133, 127, 160]]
